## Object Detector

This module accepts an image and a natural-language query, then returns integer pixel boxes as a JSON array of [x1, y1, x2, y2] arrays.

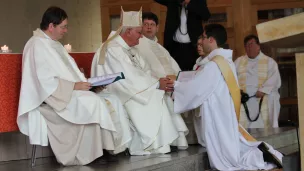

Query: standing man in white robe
[[171, 24, 283, 170], [235, 34, 281, 128], [135, 12, 188, 142], [91, 8, 188, 155], [17, 6, 131, 166], [135, 12, 180, 80]]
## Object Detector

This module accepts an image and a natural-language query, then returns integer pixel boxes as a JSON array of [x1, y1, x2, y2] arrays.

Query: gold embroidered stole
[[149, 40, 175, 75], [237, 54, 269, 127], [212, 55, 256, 142]]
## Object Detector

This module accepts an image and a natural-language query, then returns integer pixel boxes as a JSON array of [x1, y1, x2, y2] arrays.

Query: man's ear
[[156, 25, 159, 33], [208, 36, 213, 43], [48, 23, 54, 31]]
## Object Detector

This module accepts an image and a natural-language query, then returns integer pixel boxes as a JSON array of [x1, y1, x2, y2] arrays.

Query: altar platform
[[0, 127, 298, 171]]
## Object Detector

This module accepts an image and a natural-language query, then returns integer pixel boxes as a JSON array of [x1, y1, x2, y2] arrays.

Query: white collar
[[42, 31, 52, 40], [115, 35, 131, 51], [33, 28, 57, 42], [206, 48, 233, 61], [247, 51, 263, 61], [196, 56, 209, 66], [142, 35, 158, 43]]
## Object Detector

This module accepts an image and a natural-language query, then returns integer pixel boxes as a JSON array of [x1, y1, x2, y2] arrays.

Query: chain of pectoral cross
[[127, 49, 144, 70]]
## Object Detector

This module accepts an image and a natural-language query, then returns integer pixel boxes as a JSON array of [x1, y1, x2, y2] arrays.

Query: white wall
[[0, 0, 102, 53], [0, 0, 102, 162]]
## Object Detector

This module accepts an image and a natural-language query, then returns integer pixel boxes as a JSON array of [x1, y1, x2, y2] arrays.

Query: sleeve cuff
[[258, 87, 272, 95]]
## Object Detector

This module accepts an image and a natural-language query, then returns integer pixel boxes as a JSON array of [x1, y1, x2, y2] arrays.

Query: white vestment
[[135, 35, 189, 146], [174, 48, 282, 170], [91, 35, 188, 155], [193, 56, 209, 71], [18, 29, 131, 165], [135, 36, 180, 78], [186, 56, 210, 147], [235, 52, 281, 128]]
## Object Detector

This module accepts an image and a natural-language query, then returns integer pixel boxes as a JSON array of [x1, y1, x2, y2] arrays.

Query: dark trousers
[[168, 41, 198, 71]]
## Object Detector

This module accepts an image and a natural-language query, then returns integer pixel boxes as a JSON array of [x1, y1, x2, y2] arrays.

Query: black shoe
[[170, 146, 178, 153], [124, 149, 131, 156], [103, 150, 118, 162], [258, 142, 283, 168], [90, 156, 108, 165]]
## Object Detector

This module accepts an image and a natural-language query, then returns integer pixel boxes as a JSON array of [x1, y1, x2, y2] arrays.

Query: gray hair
[[120, 26, 133, 35]]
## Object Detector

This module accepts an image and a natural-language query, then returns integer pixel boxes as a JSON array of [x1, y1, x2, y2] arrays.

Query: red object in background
[[0, 53, 94, 133], [70, 53, 94, 78]]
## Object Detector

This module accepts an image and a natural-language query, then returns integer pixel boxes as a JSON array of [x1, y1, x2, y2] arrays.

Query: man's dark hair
[[142, 12, 159, 25], [220, 43, 229, 49], [244, 34, 260, 46], [40, 6, 68, 30], [197, 35, 203, 40], [204, 24, 227, 47]]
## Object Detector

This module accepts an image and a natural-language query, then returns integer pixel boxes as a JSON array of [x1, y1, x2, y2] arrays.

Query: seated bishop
[[91, 7, 189, 155], [17, 6, 131, 166]]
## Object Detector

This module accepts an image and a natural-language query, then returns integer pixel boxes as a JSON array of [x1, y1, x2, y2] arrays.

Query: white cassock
[[91, 35, 188, 155], [174, 48, 282, 170], [135, 36, 189, 145], [17, 29, 131, 165], [188, 56, 210, 147], [135, 36, 181, 78], [235, 52, 281, 128], [193, 56, 209, 71]]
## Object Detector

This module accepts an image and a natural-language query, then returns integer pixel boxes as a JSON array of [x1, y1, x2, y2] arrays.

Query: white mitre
[[98, 7, 142, 64]]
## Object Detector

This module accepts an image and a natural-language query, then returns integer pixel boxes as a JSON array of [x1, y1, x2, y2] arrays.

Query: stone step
[[206, 169, 283, 171], [282, 151, 300, 171], [0, 128, 297, 171], [249, 127, 298, 150]]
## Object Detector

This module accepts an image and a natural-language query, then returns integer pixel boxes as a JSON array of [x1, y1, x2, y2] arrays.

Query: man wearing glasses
[[134, 12, 189, 152], [235, 34, 281, 129], [136, 12, 181, 81]]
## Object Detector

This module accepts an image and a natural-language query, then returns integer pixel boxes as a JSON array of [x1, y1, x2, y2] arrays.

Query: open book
[[88, 72, 125, 87], [176, 71, 196, 82], [171, 71, 197, 98]]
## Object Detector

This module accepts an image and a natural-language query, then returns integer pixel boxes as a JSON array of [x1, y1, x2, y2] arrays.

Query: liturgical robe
[[174, 48, 282, 170], [91, 35, 189, 155], [235, 52, 281, 128], [17, 29, 131, 165], [188, 56, 210, 147], [135, 36, 189, 145], [135, 36, 180, 78]]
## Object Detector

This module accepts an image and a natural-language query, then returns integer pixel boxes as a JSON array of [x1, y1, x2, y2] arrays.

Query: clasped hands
[[159, 75, 177, 92]]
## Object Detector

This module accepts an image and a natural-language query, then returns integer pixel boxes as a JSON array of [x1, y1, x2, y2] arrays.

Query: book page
[[88, 72, 124, 86], [177, 71, 196, 82], [171, 71, 197, 99]]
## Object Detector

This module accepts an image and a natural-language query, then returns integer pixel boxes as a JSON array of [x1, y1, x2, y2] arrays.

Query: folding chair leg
[[31, 145, 37, 167]]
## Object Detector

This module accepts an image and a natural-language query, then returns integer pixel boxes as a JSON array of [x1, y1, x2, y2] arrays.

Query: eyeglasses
[[59, 25, 68, 29], [245, 42, 258, 48], [200, 35, 208, 40], [143, 23, 156, 27]]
